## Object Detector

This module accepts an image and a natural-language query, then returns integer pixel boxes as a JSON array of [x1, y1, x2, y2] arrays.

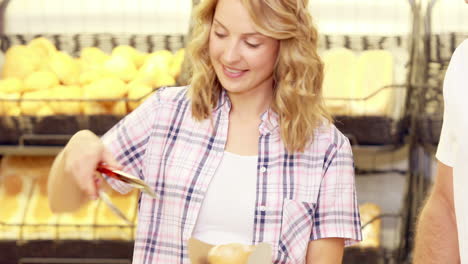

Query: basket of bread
[[0, 36, 185, 145]]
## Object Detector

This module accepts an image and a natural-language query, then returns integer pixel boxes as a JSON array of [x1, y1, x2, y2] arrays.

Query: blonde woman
[[48, 0, 362, 263]]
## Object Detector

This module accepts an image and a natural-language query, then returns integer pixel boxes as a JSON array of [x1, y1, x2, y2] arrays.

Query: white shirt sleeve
[[435, 40, 468, 167]]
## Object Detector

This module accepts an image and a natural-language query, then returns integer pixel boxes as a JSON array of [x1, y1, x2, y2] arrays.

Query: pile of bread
[[0, 37, 184, 116], [0, 155, 138, 241], [322, 48, 398, 117]]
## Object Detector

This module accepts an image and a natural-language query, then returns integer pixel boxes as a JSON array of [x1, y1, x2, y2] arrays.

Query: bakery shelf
[[0, 88, 157, 150], [0, 144, 63, 155], [330, 84, 409, 146], [19, 257, 131, 264], [319, 34, 412, 147], [0, 33, 186, 56], [0, 240, 134, 264], [416, 33, 468, 146], [0, 32, 411, 149]]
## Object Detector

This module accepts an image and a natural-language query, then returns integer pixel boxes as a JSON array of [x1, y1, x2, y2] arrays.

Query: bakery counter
[[0, 155, 139, 264], [0, 240, 134, 264]]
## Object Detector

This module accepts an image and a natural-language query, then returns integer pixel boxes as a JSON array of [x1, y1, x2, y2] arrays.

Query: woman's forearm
[[306, 238, 344, 264]]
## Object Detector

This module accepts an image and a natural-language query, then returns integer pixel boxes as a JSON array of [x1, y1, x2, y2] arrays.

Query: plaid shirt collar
[[215, 89, 280, 136]]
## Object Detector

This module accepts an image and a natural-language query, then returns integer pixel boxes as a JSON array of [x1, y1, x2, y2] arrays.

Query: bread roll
[[28, 37, 57, 59], [207, 243, 254, 264], [112, 45, 146, 69], [47, 51, 81, 85], [2, 45, 41, 79], [80, 47, 110, 72], [103, 55, 138, 82], [127, 81, 153, 111], [0, 78, 24, 93], [83, 77, 128, 114], [24, 71, 60, 92], [136, 50, 174, 87]]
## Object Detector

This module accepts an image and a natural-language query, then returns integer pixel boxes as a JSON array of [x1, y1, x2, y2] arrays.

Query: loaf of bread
[[0, 155, 55, 178], [0, 155, 53, 239], [0, 174, 33, 240], [358, 203, 381, 248], [322, 48, 395, 117], [351, 50, 394, 116], [57, 199, 100, 240], [322, 48, 357, 116], [22, 175, 59, 240], [94, 187, 139, 240]]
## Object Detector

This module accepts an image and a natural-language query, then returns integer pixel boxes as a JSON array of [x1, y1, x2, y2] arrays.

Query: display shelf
[[0, 240, 133, 264], [336, 114, 409, 146], [416, 33, 468, 146], [0, 145, 63, 156], [0, 114, 122, 147], [319, 33, 412, 147], [0, 240, 394, 264]]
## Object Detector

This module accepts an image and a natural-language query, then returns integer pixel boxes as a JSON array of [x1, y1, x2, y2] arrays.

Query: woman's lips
[[222, 65, 247, 78]]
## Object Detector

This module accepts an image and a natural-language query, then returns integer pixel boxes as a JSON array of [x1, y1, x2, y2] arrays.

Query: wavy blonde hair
[[188, 0, 331, 152]]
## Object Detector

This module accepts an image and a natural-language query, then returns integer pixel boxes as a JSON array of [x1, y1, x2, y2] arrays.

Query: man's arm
[[413, 161, 459, 263], [306, 238, 344, 264]]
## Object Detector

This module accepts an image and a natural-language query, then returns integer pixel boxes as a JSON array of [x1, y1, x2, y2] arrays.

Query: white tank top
[[192, 151, 258, 245]]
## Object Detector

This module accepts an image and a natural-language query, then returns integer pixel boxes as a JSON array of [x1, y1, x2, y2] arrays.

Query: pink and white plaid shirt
[[102, 86, 362, 264]]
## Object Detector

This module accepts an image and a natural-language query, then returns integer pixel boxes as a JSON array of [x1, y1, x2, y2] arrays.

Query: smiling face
[[208, 0, 279, 97]]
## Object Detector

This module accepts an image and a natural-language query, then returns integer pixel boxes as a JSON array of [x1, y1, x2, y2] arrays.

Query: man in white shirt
[[413, 36, 468, 263]]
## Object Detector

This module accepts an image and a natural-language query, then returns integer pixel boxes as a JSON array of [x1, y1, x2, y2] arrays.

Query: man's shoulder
[[457, 39, 468, 53], [451, 39, 468, 68]]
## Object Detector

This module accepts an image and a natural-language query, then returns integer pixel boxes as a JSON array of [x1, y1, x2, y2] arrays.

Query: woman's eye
[[214, 32, 226, 38], [245, 42, 260, 48]]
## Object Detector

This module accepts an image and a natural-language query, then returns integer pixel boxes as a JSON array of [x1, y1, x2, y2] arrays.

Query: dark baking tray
[[334, 115, 409, 146]]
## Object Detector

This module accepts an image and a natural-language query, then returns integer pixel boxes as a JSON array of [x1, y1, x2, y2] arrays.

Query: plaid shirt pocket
[[277, 199, 317, 263]]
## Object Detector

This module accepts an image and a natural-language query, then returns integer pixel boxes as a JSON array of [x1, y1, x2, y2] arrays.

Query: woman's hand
[[62, 130, 122, 200]]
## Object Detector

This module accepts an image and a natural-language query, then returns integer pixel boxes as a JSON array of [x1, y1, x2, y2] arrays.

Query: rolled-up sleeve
[[100, 87, 165, 193], [311, 136, 362, 246]]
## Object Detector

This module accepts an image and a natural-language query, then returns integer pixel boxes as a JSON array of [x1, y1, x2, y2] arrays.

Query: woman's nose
[[221, 40, 241, 64]]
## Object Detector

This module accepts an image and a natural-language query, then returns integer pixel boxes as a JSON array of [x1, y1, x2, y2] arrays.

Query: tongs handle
[[96, 162, 158, 198]]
